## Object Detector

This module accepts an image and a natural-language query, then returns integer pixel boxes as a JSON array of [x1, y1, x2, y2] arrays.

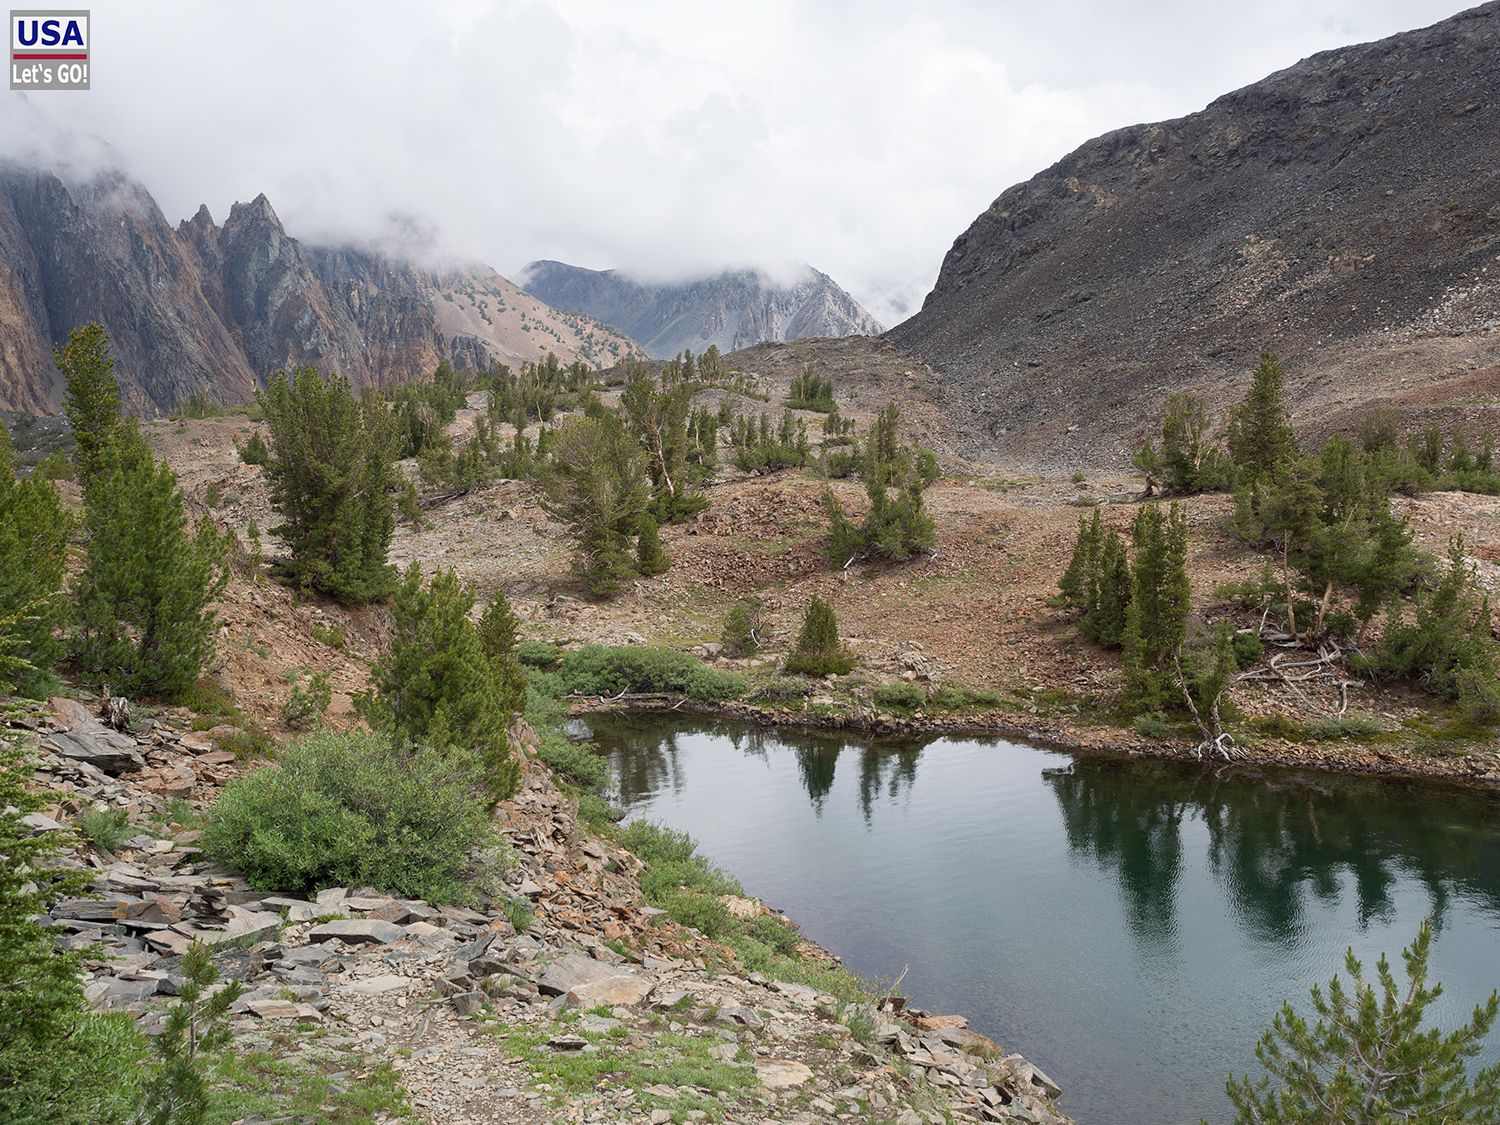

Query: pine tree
[[477, 587, 528, 718], [73, 425, 229, 699], [636, 513, 670, 576], [1227, 920, 1500, 1123], [57, 322, 122, 487], [1059, 511, 1103, 609], [823, 403, 935, 565], [1227, 352, 1298, 484], [1134, 393, 1231, 494], [0, 425, 73, 694], [540, 412, 646, 598], [785, 596, 854, 676], [259, 367, 396, 603], [367, 564, 518, 803], [1084, 531, 1133, 648], [1122, 502, 1190, 711], [721, 598, 764, 655], [139, 940, 242, 1125]]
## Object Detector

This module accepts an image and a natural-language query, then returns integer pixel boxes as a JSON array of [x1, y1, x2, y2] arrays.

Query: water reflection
[[587, 717, 1500, 1123], [594, 717, 1500, 946], [1044, 758, 1500, 945]]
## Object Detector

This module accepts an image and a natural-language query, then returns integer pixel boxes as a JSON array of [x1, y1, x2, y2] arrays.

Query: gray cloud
[[3, 0, 1470, 326]]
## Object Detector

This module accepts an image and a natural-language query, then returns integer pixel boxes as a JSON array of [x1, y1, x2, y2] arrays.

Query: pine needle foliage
[[73, 425, 229, 699], [1225, 920, 1500, 1124], [258, 366, 397, 603]]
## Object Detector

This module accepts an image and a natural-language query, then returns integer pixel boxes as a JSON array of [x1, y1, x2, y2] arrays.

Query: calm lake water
[[584, 716, 1500, 1125]]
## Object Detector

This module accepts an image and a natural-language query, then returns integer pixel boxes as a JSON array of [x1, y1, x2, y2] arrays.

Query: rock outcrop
[[0, 167, 642, 414], [887, 1, 1500, 467], [520, 260, 884, 358]]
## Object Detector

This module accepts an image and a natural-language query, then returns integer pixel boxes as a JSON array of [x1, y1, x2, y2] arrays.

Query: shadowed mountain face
[[519, 260, 884, 359], [0, 169, 640, 414], [888, 2, 1500, 467]]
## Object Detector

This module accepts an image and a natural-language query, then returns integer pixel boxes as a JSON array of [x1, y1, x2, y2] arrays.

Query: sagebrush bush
[[205, 729, 503, 902], [559, 645, 746, 701]]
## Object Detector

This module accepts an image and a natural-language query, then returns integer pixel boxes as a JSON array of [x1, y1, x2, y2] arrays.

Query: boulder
[[536, 953, 621, 997], [564, 973, 653, 1008], [44, 728, 144, 775]]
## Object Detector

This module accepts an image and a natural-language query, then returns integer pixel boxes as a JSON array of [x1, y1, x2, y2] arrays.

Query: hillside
[[520, 260, 883, 358], [0, 167, 641, 414], [888, 1, 1500, 469]]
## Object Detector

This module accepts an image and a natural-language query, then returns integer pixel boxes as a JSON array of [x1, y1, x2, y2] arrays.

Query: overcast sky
[[3, 0, 1472, 326]]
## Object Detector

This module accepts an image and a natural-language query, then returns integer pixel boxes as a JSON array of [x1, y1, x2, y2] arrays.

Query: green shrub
[[559, 645, 745, 702], [514, 640, 562, 669], [1131, 712, 1178, 740], [505, 897, 534, 933], [1306, 713, 1390, 741], [205, 729, 503, 902], [1249, 714, 1310, 742], [310, 623, 347, 652], [237, 430, 270, 466], [873, 682, 925, 711], [32, 451, 73, 481], [535, 728, 607, 790], [747, 914, 800, 956], [281, 671, 332, 730], [927, 684, 1004, 711], [79, 806, 133, 851], [721, 598, 764, 655]]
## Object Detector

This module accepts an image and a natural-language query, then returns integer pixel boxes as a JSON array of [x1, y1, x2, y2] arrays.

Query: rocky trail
[[12, 692, 1070, 1124]]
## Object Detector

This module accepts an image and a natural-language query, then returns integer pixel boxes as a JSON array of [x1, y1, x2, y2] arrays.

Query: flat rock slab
[[346, 974, 410, 996], [755, 1059, 813, 1088], [44, 728, 144, 775], [537, 953, 625, 997], [307, 919, 407, 945], [565, 973, 653, 1008]]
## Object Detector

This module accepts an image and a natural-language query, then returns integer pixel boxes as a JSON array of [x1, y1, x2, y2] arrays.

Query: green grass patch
[[486, 1020, 754, 1121], [206, 1048, 411, 1123], [79, 806, 134, 851]]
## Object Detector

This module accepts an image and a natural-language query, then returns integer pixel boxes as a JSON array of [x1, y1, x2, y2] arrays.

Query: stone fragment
[[755, 1059, 813, 1088], [307, 919, 406, 945], [347, 975, 409, 996], [450, 990, 485, 1016]]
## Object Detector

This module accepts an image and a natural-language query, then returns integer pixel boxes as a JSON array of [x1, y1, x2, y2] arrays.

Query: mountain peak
[[520, 260, 881, 358]]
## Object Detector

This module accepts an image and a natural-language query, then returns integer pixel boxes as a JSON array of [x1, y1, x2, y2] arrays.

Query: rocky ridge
[[13, 692, 1070, 1124], [888, 1, 1500, 468], [521, 260, 884, 359], [0, 166, 641, 414]]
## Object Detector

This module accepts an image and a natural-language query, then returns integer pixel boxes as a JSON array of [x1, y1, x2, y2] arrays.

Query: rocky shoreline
[[567, 694, 1500, 789], [11, 693, 1072, 1124]]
